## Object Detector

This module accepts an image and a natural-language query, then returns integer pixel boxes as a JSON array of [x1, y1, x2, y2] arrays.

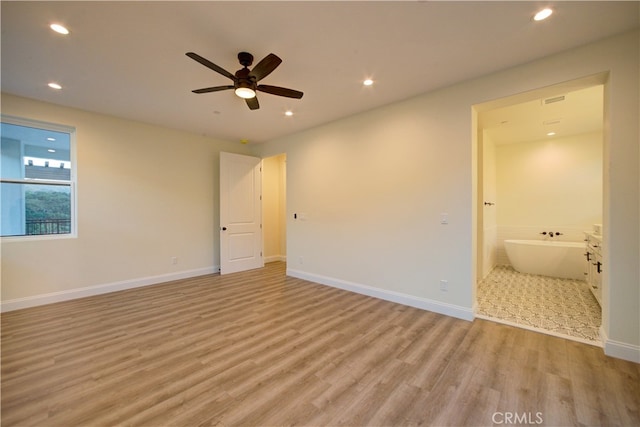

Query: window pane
[[1, 118, 75, 238], [1, 182, 71, 236], [1, 122, 71, 180]]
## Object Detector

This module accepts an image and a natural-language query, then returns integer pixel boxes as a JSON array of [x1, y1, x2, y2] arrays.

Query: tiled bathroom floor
[[476, 266, 602, 346]]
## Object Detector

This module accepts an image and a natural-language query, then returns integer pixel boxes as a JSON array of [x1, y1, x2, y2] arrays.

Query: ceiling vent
[[543, 118, 562, 125], [542, 95, 566, 105]]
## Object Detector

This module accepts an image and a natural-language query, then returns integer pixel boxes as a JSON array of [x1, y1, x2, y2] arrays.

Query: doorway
[[262, 153, 287, 263], [474, 77, 605, 345]]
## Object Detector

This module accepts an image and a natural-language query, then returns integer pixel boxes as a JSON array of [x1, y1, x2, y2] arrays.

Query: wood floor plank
[[2, 262, 639, 426], [365, 380, 422, 426]]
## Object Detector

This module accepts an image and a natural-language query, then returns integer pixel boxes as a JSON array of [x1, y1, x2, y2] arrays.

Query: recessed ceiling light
[[547, 132, 556, 136], [48, 82, 62, 90], [285, 110, 293, 117], [47, 137, 56, 141], [50, 23, 69, 35], [363, 79, 374, 86], [534, 8, 553, 21], [48, 149, 56, 153]]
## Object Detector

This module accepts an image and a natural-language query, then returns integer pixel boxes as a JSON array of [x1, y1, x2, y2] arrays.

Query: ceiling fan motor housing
[[238, 52, 254, 67], [235, 67, 257, 91]]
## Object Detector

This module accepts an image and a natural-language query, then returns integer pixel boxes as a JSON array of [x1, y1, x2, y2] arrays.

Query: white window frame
[[1, 114, 77, 241]]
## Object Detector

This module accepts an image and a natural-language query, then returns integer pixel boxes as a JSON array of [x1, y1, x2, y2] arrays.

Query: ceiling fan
[[186, 51, 303, 110]]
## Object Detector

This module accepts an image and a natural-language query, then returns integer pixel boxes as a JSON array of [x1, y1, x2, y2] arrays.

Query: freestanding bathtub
[[503, 239, 586, 280]]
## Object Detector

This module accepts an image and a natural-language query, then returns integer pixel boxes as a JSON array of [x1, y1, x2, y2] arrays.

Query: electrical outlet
[[440, 280, 448, 292], [299, 256, 304, 265], [171, 256, 178, 265]]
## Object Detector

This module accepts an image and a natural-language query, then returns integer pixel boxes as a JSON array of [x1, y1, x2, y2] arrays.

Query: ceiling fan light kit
[[235, 86, 256, 99], [186, 51, 303, 110]]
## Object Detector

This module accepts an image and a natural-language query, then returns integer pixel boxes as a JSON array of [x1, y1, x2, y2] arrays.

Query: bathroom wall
[[481, 130, 498, 278], [495, 131, 603, 264]]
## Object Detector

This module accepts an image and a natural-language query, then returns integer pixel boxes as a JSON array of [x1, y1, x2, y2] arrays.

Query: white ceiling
[[480, 85, 604, 145], [2, 1, 638, 144]]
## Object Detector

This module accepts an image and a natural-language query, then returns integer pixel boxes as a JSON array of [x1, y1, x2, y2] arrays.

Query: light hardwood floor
[[2, 262, 639, 426]]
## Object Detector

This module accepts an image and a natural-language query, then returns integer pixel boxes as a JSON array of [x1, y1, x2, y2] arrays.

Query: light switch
[[441, 213, 449, 225]]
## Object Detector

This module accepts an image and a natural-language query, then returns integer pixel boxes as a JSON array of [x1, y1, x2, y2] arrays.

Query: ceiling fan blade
[[246, 96, 260, 110], [186, 52, 236, 81], [192, 85, 234, 94], [249, 54, 282, 82], [257, 85, 304, 99]]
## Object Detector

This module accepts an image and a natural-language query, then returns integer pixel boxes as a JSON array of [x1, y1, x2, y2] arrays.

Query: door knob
[[221, 227, 227, 231]]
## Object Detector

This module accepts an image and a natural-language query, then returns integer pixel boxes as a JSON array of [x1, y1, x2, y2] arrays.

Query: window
[[1, 116, 76, 238]]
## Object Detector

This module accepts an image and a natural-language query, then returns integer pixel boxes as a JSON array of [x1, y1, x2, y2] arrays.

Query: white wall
[[481, 131, 498, 277], [495, 132, 602, 264], [1, 94, 251, 306], [256, 30, 639, 361], [259, 79, 481, 321]]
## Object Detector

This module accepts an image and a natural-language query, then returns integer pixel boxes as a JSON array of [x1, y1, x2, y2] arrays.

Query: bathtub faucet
[[540, 231, 562, 237], [540, 231, 563, 237]]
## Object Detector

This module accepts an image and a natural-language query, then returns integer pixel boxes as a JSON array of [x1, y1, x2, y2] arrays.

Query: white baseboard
[[287, 268, 474, 321], [1, 266, 219, 313], [601, 327, 640, 363]]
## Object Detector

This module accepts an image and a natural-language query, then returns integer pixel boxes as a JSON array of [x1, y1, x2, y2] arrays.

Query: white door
[[219, 152, 263, 274]]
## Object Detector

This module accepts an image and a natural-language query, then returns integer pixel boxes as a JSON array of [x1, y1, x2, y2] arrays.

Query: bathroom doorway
[[474, 76, 605, 345]]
